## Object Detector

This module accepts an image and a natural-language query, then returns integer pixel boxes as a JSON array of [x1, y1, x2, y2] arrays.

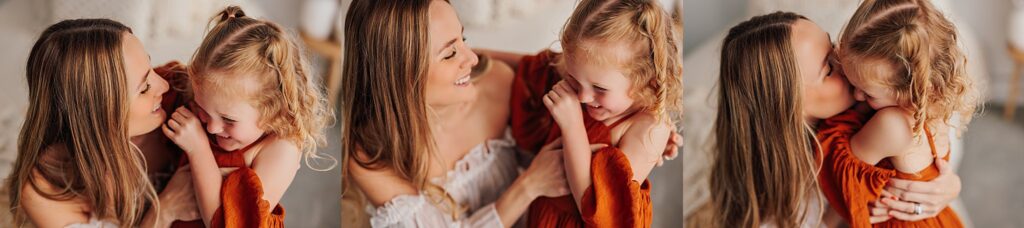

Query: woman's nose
[[854, 89, 866, 102], [463, 47, 479, 70], [153, 71, 171, 96]]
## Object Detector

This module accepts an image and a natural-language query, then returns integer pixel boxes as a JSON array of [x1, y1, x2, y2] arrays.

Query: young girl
[[160, 6, 333, 227], [817, 0, 977, 227], [505, 0, 681, 226]]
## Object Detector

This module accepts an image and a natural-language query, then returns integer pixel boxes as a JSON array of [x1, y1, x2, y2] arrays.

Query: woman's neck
[[428, 99, 477, 131]]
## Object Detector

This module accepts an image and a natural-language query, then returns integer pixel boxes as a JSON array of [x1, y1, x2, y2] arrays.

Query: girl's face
[[123, 32, 171, 137], [791, 19, 855, 121], [192, 73, 267, 151], [564, 40, 639, 124], [424, 0, 479, 107], [841, 56, 902, 110]]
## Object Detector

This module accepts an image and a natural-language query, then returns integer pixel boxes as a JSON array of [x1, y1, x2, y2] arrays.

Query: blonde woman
[[6, 19, 198, 227], [705, 11, 963, 227]]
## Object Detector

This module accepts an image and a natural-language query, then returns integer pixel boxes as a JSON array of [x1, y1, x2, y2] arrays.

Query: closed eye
[[443, 48, 457, 60], [140, 83, 152, 94]]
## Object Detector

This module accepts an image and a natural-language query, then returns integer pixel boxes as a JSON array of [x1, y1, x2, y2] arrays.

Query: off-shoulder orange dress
[[509, 51, 652, 228], [816, 106, 962, 228], [155, 62, 286, 228]]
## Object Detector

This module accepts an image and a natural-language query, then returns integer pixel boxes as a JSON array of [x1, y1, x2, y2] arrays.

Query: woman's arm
[[870, 158, 961, 222], [350, 138, 576, 227]]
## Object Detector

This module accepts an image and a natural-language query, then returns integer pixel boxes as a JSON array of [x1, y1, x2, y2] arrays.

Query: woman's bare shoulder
[[346, 147, 419, 207]]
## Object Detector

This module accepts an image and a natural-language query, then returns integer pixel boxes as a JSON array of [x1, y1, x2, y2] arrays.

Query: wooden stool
[[300, 31, 342, 108], [1007, 43, 1024, 121]]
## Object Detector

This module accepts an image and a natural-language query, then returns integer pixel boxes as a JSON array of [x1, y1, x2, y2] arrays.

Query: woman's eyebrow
[[436, 26, 465, 56]]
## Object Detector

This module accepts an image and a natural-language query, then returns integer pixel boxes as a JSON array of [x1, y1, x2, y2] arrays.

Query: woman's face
[[791, 19, 855, 121], [424, 0, 479, 107], [123, 32, 170, 137]]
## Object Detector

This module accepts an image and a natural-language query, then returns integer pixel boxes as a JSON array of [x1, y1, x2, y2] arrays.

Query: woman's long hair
[[709, 11, 821, 228], [6, 19, 159, 227]]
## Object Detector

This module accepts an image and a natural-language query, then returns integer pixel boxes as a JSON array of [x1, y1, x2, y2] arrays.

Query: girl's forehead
[[571, 40, 637, 65]]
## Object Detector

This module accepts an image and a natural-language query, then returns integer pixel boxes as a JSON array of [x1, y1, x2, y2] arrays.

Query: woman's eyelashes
[[141, 83, 152, 94], [442, 37, 468, 60]]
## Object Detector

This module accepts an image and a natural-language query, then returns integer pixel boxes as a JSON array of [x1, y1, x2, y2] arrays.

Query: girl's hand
[[872, 158, 961, 221], [162, 107, 210, 154], [543, 80, 584, 129]]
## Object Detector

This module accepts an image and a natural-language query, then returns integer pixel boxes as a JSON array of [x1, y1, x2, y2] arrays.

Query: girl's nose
[[578, 89, 594, 103], [206, 119, 224, 135]]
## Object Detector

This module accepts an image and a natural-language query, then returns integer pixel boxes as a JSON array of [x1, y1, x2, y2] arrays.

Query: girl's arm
[[617, 113, 672, 182], [474, 49, 527, 70], [851, 107, 914, 165], [250, 139, 301, 208], [542, 80, 592, 209], [161, 107, 220, 226]]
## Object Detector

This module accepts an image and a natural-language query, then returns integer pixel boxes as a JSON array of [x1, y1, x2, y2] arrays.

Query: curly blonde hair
[[840, 0, 978, 136], [558, 0, 683, 121], [190, 6, 335, 170]]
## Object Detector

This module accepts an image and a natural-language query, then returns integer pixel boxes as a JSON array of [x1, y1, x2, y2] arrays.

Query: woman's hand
[[161, 166, 201, 221], [162, 107, 210, 154], [143, 166, 200, 227], [519, 138, 607, 198], [543, 80, 584, 130], [870, 158, 961, 222], [520, 138, 572, 198], [656, 128, 683, 167]]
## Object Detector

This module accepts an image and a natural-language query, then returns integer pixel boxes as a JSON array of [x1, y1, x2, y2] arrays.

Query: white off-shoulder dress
[[367, 129, 522, 228]]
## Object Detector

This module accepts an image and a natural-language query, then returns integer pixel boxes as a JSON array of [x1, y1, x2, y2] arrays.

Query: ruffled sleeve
[[579, 146, 652, 228], [367, 194, 503, 228], [509, 50, 562, 153], [816, 106, 896, 228], [201, 167, 284, 228]]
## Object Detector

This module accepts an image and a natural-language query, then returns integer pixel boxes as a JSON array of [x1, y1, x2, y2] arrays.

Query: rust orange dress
[[816, 106, 962, 228], [509, 50, 652, 228], [155, 62, 285, 228]]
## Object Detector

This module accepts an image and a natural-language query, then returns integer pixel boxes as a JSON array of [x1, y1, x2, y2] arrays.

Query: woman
[[705, 12, 962, 227], [5, 19, 198, 227], [339, 0, 575, 226]]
